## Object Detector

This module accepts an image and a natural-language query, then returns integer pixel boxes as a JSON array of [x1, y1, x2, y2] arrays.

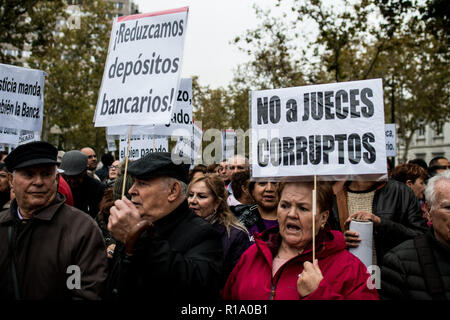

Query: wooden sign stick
[[312, 175, 317, 262]]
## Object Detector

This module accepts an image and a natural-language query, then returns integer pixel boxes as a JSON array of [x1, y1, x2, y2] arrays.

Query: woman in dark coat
[[188, 174, 251, 286]]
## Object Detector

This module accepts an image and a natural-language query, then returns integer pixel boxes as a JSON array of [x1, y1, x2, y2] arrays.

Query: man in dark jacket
[[0, 141, 108, 300], [381, 171, 450, 299], [60, 150, 106, 219], [105, 152, 223, 301], [330, 179, 428, 266]]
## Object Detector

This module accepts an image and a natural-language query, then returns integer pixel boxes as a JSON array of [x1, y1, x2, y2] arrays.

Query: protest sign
[[251, 79, 386, 180], [222, 129, 236, 161], [0, 63, 46, 132], [385, 123, 396, 157], [106, 78, 193, 136], [18, 130, 40, 145], [119, 135, 168, 161], [94, 7, 189, 127], [106, 135, 117, 152], [0, 127, 19, 145]]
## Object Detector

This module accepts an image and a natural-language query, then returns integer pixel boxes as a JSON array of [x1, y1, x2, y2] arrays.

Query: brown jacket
[[0, 193, 108, 300]]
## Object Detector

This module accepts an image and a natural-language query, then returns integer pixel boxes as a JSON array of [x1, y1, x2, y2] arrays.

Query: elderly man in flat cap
[[105, 152, 223, 301], [0, 141, 108, 300]]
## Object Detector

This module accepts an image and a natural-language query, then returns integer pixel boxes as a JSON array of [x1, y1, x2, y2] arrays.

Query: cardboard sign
[[385, 123, 396, 157], [119, 135, 168, 161], [0, 63, 46, 132], [106, 78, 192, 137], [94, 7, 189, 127], [251, 79, 386, 179], [106, 135, 117, 152]]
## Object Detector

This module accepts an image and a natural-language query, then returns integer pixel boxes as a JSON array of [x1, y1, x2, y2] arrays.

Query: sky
[[133, 0, 280, 88]]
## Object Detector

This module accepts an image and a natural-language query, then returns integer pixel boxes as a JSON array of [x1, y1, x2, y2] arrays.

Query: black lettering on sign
[[309, 135, 321, 165], [257, 97, 268, 125], [283, 137, 295, 166], [257, 138, 269, 166], [296, 136, 308, 165], [269, 96, 281, 124], [335, 90, 348, 119], [362, 132, 376, 163], [348, 133, 361, 164], [322, 135, 335, 164], [286, 99, 297, 122], [270, 137, 281, 166]]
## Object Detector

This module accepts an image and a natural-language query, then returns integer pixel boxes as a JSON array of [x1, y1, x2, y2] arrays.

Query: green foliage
[[27, 0, 114, 154]]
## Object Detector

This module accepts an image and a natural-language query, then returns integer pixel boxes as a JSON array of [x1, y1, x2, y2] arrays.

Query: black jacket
[[381, 229, 450, 300], [104, 200, 223, 301], [330, 179, 428, 265], [72, 175, 106, 219], [211, 222, 250, 287]]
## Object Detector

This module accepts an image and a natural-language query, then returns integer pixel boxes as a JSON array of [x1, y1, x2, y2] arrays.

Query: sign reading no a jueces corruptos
[[251, 79, 387, 179]]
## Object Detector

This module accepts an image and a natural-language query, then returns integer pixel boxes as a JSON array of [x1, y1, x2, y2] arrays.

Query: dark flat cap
[[4, 141, 59, 172], [128, 152, 189, 183], [60, 150, 88, 176]]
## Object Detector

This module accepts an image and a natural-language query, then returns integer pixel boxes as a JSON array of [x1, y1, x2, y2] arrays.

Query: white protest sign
[[18, 130, 40, 145], [106, 78, 193, 136], [106, 135, 117, 152], [94, 7, 189, 127], [0, 63, 46, 132], [251, 79, 386, 179], [222, 129, 236, 161], [385, 123, 396, 157], [119, 135, 168, 161], [0, 127, 19, 145]]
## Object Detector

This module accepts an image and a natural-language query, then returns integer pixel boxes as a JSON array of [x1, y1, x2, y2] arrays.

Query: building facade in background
[[398, 122, 450, 165]]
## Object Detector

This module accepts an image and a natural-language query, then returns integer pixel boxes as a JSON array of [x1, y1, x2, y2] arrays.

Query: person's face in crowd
[[227, 156, 248, 178], [252, 181, 279, 211], [63, 172, 85, 190], [406, 177, 426, 200], [9, 165, 58, 215], [187, 181, 219, 218], [218, 161, 228, 181], [277, 182, 329, 251], [81, 147, 97, 171], [108, 160, 120, 180], [435, 158, 450, 175], [428, 179, 450, 247], [128, 176, 173, 223], [0, 169, 9, 193]]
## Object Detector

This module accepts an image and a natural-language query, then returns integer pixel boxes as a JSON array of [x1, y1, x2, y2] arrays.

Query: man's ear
[[8, 172, 13, 188], [167, 180, 181, 202]]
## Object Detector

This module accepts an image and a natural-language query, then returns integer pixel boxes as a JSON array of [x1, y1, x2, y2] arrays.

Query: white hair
[[164, 176, 187, 197], [424, 170, 450, 209]]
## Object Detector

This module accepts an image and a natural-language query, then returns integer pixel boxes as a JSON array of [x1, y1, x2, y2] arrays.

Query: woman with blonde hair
[[188, 174, 251, 286]]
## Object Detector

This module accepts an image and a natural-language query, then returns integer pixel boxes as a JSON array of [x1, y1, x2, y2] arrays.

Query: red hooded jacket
[[222, 226, 379, 300]]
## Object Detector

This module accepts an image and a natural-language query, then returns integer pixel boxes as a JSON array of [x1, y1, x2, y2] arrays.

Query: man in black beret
[[105, 152, 223, 301], [0, 141, 107, 300]]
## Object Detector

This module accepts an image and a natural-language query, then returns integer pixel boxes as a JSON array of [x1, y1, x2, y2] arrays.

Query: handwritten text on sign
[[251, 79, 386, 179]]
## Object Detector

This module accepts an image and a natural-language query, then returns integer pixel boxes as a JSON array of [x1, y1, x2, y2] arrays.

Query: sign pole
[[312, 175, 317, 262], [121, 125, 133, 198]]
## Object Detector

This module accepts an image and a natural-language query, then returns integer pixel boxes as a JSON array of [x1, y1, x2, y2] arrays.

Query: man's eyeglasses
[[109, 165, 120, 170]]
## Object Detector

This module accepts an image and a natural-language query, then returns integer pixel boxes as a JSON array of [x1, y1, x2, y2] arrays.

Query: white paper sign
[[94, 7, 189, 127], [0, 63, 46, 132], [18, 130, 40, 145], [106, 135, 117, 152], [172, 121, 203, 164], [0, 127, 20, 145], [348, 219, 373, 268], [106, 78, 193, 137], [251, 79, 386, 179], [385, 123, 396, 157], [119, 135, 168, 161]]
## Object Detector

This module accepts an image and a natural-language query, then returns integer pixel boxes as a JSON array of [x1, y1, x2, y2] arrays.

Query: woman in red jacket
[[222, 180, 379, 300]]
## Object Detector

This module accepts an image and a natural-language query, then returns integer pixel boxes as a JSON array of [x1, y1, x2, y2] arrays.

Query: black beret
[[4, 141, 59, 172], [127, 152, 189, 184]]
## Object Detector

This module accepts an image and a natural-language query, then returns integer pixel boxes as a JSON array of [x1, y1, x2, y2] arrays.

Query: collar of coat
[[253, 223, 346, 266], [0, 193, 65, 224], [151, 199, 191, 237]]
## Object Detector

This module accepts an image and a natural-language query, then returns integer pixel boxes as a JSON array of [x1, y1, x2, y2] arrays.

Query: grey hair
[[164, 177, 187, 197], [424, 170, 450, 209]]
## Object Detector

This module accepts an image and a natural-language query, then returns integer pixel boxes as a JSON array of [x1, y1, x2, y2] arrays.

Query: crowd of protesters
[[0, 141, 449, 300]]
